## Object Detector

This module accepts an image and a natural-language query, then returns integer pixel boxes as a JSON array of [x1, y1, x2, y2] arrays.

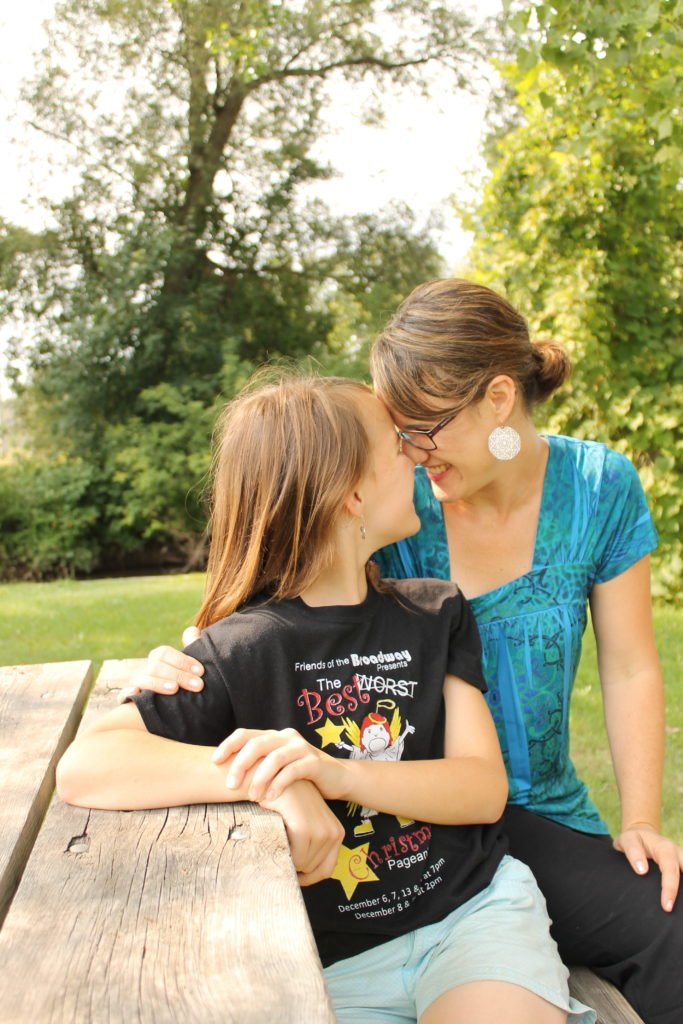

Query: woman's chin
[[429, 476, 460, 503]]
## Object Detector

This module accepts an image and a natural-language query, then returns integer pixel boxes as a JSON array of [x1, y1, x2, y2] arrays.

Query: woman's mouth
[[426, 463, 450, 483]]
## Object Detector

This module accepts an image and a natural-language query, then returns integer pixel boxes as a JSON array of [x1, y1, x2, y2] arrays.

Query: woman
[[133, 280, 682, 1023], [58, 373, 593, 1024]]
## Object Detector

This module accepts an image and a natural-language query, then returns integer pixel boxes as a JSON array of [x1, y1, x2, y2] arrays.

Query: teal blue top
[[374, 435, 658, 833]]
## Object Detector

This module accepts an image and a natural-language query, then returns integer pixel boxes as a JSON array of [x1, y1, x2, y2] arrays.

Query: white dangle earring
[[360, 519, 367, 541], [488, 425, 521, 461]]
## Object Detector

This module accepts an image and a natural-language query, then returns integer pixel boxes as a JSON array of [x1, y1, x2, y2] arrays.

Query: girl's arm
[[56, 704, 344, 886], [56, 702, 254, 810], [590, 554, 683, 911], [215, 674, 508, 826]]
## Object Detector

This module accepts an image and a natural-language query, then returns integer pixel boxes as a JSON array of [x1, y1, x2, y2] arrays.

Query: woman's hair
[[196, 370, 372, 629], [370, 278, 570, 419]]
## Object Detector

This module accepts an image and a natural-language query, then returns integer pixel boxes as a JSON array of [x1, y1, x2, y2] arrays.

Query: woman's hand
[[117, 627, 204, 703], [213, 727, 347, 802], [261, 780, 345, 886], [613, 824, 683, 912]]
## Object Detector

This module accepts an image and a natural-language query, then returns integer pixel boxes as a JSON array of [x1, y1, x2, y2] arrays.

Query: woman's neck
[[460, 425, 548, 518]]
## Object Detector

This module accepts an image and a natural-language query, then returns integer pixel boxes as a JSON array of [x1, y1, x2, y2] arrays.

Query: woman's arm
[[215, 674, 508, 826], [590, 554, 683, 910]]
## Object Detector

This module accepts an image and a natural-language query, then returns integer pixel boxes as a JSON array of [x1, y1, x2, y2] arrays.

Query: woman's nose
[[405, 444, 428, 466]]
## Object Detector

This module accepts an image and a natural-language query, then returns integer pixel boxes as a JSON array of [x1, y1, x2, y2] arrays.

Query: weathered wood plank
[[0, 800, 335, 1023], [569, 966, 645, 1024], [0, 661, 335, 1023], [0, 661, 93, 926]]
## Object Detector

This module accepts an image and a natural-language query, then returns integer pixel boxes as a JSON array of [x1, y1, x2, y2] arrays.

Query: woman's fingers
[[614, 829, 651, 877], [615, 827, 683, 911], [127, 647, 202, 696], [127, 644, 205, 695]]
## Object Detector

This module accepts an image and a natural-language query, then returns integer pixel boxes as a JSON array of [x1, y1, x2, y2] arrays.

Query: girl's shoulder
[[383, 577, 463, 614], [198, 596, 303, 654]]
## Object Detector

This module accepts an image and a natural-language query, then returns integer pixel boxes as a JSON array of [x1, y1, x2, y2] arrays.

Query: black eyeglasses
[[395, 411, 458, 451]]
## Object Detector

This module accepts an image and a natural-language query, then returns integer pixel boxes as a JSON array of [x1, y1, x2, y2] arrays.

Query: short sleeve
[[132, 633, 236, 746], [593, 450, 659, 584], [446, 594, 487, 693]]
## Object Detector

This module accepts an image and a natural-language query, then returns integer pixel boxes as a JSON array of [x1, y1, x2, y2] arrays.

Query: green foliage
[[461, 0, 683, 597], [1, 0, 478, 445], [102, 383, 217, 564], [0, 457, 102, 579], [0, 0, 470, 577]]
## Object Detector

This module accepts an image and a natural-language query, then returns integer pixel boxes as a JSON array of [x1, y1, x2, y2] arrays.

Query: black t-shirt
[[133, 579, 506, 967]]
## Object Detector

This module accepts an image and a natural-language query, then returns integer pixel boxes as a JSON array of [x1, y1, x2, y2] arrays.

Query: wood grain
[[0, 661, 335, 1023], [0, 661, 93, 926]]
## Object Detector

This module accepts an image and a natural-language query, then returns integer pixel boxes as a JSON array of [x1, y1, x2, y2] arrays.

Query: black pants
[[504, 805, 683, 1024]]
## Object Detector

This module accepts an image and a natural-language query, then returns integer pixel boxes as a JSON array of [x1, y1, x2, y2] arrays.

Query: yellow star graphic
[[315, 718, 347, 748], [331, 843, 380, 900]]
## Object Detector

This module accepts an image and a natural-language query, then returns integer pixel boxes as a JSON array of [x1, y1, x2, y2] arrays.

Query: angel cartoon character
[[337, 699, 416, 837]]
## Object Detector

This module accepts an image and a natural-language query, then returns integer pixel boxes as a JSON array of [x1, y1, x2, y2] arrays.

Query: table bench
[[0, 659, 645, 1023]]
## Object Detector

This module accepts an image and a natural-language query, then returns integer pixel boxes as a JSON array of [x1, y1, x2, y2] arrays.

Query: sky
[[0, 0, 501, 395]]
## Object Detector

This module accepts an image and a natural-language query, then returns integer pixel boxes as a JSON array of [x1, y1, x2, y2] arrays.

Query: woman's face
[[357, 394, 421, 548], [390, 398, 496, 504]]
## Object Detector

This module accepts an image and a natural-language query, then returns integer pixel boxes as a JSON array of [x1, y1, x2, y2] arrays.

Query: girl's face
[[390, 398, 497, 504], [357, 394, 421, 549]]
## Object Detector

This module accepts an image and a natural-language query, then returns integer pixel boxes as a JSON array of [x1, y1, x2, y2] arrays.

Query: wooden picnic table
[[0, 659, 645, 1024]]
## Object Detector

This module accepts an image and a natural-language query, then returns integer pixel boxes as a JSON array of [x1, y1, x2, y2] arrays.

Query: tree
[[0, 0, 487, 576], [460, 0, 683, 595], [1, 0, 486, 442]]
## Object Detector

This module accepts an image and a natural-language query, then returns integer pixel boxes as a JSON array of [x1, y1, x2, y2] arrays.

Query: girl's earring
[[360, 520, 367, 541], [488, 426, 521, 461]]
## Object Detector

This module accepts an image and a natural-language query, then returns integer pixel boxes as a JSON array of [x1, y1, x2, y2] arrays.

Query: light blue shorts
[[324, 855, 596, 1023]]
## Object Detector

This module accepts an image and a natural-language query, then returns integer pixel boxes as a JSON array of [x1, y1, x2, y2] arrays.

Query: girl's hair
[[196, 370, 372, 629], [370, 278, 570, 419]]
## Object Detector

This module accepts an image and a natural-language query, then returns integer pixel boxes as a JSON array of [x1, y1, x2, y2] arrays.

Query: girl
[[57, 372, 593, 1024]]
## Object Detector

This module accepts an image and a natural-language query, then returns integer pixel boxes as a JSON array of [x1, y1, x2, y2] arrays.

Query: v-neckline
[[442, 435, 556, 603]]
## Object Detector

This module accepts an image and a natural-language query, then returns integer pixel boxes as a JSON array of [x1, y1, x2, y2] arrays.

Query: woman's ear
[[485, 375, 518, 421]]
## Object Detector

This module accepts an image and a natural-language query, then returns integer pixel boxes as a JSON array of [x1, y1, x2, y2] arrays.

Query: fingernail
[[666, 899, 674, 911], [226, 775, 237, 789], [163, 682, 176, 692], [191, 665, 202, 675], [189, 679, 202, 690], [636, 860, 646, 873]]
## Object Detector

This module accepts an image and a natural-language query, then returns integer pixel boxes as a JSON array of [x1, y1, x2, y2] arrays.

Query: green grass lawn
[[0, 573, 205, 672], [1, 574, 680, 841]]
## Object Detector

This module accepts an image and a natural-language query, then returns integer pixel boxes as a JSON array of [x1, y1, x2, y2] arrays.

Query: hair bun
[[531, 341, 571, 402]]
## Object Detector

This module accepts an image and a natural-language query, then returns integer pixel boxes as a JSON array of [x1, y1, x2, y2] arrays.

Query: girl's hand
[[614, 824, 683, 911], [214, 727, 346, 802], [117, 627, 204, 703], [261, 780, 345, 886]]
